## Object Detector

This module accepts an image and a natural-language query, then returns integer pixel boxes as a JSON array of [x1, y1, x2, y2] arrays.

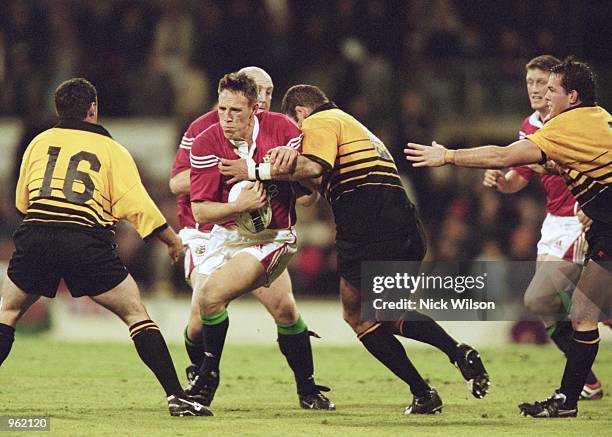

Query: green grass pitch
[[1, 337, 610, 436]]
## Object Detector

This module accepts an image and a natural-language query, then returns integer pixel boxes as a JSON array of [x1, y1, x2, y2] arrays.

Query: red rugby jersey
[[511, 112, 577, 216], [190, 111, 302, 230], [170, 111, 219, 230]]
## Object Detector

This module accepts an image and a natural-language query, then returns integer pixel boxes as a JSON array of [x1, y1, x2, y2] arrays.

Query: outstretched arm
[[404, 140, 544, 169]]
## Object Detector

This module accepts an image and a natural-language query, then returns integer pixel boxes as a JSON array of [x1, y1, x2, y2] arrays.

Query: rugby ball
[[228, 181, 272, 233]]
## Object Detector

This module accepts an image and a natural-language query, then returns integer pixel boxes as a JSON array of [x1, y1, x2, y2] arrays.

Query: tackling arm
[[405, 140, 544, 169]]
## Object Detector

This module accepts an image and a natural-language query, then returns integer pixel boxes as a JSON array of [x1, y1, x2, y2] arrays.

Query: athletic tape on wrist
[[246, 158, 257, 180], [258, 162, 272, 180]]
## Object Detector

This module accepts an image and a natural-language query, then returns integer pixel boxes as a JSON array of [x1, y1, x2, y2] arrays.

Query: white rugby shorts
[[196, 225, 297, 286], [537, 213, 587, 264], [179, 228, 211, 279]]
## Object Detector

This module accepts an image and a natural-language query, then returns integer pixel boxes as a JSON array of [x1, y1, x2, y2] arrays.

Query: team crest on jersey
[[195, 245, 206, 257]]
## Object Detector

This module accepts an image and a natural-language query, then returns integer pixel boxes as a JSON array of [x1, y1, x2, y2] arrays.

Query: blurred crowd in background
[[1, 0, 611, 298]]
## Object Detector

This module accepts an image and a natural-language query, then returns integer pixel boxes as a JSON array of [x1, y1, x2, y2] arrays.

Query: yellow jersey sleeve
[[109, 143, 167, 239], [526, 125, 565, 163], [301, 116, 340, 170]]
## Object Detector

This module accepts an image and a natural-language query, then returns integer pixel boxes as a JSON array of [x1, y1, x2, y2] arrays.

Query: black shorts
[[336, 224, 427, 290], [586, 221, 612, 273], [7, 225, 128, 298]]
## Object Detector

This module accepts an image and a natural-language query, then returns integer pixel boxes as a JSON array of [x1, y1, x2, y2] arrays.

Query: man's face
[[545, 73, 572, 119], [252, 74, 273, 112], [526, 68, 550, 113], [218, 89, 257, 141]]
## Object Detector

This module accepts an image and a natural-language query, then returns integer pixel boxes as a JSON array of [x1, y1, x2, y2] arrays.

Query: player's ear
[[295, 105, 309, 119], [568, 89, 579, 105], [87, 101, 97, 120]]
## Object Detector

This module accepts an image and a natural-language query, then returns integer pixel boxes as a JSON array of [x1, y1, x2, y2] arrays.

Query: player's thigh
[[0, 275, 41, 326], [252, 269, 298, 325], [337, 232, 425, 292], [90, 274, 149, 326], [570, 260, 612, 330], [199, 252, 267, 306], [526, 253, 581, 303]]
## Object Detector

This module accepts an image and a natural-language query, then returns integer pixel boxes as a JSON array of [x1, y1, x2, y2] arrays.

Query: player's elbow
[[169, 177, 186, 195], [169, 178, 180, 195], [305, 160, 325, 178], [497, 150, 519, 169]]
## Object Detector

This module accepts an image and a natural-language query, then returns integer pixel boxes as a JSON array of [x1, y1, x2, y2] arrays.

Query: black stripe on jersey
[[336, 156, 380, 171], [30, 195, 115, 221], [337, 147, 374, 158], [28, 201, 113, 225], [330, 164, 400, 186], [337, 138, 370, 149], [580, 158, 612, 176], [590, 168, 612, 183], [24, 211, 96, 227], [573, 184, 607, 206], [329, 173, 403, 202]]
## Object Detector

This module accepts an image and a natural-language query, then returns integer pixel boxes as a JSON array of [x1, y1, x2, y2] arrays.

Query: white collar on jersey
[[529, 111, 545, 128], [230, 115, 259, 159]]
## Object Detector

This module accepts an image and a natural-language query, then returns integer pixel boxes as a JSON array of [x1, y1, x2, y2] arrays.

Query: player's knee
[[272, 302, 298, 326], [119, 301, 149, 326], [197, 289, 226, 317], [342, 308, 362, 331], [523, 293, 552, 315], [0, 308, 21, 326], [571, 319, 598, 331]]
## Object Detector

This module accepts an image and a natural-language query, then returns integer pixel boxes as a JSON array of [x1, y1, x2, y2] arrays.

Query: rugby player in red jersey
[[181, 72, 333, 411], [482, 55, 602, 400]]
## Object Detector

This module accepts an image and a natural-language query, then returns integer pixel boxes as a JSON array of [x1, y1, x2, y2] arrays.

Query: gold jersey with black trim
[[527, 105, 612, 224], [301, 103, 418, 241], [15, 119, 167, 239]]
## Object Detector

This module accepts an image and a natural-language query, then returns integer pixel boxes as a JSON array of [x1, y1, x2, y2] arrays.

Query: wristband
[[257, 162, 272, 180], [246, 158, 257, 180], [444, 150, 456, 164]]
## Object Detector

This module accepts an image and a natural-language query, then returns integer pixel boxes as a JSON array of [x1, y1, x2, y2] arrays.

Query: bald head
[[238, 66, 274, 111]]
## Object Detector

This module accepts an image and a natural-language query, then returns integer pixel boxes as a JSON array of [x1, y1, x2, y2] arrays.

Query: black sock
[[549, 321, 598, 385], [277, 317, 316, 395], [560, 329, 600, 408], [130, 320, 182, 397], [398, 312, 458, 363], [199, 310, 229, 373], [0, 323, 16, 366], [184, 326, 205, 367], [359, 324, 430, 397]]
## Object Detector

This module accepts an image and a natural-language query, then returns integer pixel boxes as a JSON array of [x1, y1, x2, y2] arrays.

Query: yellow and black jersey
[[301, 103, 417, 241], [15, 119, 167, 239], [527, 106, 612, 223]]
